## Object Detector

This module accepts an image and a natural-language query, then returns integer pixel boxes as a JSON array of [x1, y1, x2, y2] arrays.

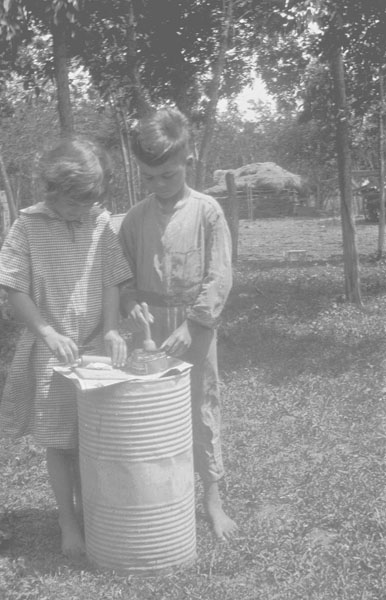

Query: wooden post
[[225, 172, 239, 263], [246, 185, 253, 220]]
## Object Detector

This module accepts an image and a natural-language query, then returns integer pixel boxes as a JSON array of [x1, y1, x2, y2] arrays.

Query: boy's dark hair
[[40, 137, 112, 203], [131, 107, 190, 166]]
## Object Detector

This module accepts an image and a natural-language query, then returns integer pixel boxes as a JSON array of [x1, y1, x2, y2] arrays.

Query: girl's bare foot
[[46, 448, 86, 560]]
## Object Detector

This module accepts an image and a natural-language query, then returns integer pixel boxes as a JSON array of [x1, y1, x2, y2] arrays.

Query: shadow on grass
[[238, 255, 346, 271], [219, 322, 386, 383], [2, 507, 89, 574], [225, 273, 344, 324], [220, 255, 386, 384]]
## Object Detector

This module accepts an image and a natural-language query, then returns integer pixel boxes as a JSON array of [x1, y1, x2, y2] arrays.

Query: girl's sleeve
[[0, 219, 31, 293], [186, 203, 232, 328], [102, 219, 133, 288]]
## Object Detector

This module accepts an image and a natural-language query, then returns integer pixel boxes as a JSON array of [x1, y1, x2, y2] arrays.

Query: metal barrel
[[77, 369, 196, 574]]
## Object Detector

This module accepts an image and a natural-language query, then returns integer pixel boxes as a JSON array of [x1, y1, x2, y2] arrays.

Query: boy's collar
[[152, 186, 192, 212]]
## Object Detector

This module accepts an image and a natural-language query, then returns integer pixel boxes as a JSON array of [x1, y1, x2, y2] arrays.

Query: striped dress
[[0, 202, 132, 449]]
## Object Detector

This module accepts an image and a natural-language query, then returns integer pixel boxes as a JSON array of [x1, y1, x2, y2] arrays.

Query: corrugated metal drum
[[77, 369, 196, 574]]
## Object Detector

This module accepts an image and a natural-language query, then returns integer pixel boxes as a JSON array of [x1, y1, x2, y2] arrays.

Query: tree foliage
[[66, 0, 254, 118], [1, 0, 386, 207]]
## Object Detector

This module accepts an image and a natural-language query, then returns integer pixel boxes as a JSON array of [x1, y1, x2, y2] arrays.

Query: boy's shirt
[[119, 188, 232, 328]]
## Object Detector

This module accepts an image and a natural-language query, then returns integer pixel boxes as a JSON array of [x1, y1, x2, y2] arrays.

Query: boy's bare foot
[[203, 481, 237, 542], [60, 518, 86, 560], [206, 502, 238, 541]]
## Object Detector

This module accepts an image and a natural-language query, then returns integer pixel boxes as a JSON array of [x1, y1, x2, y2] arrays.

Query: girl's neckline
[[21, 201, 102, 225]]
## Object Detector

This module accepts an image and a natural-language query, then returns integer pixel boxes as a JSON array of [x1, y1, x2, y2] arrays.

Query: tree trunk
[[195, 0, 233, 191], [120, 103, 139, 204], [111, 95, 135, 210], [0, 148, 18, 225], [125, 0, 153, 118], [329, 28, 362, 305], [117, 121, 134, 210], [377, 70, 385, 258], [32, 152, 41, 204], [52, 11, 74, 136]]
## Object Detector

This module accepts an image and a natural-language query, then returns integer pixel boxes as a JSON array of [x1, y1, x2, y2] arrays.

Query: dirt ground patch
[[239, 217, 376, 262]]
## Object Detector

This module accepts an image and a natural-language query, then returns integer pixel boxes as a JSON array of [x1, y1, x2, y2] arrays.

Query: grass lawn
[[2, 217, 386, 599]]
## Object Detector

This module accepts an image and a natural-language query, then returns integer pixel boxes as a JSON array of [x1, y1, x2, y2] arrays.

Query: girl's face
[[49, 194, 95, 222], [138, 155, 188, 204]]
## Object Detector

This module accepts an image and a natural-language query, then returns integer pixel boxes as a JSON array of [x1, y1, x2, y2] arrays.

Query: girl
[[0, 138, 132, 558]]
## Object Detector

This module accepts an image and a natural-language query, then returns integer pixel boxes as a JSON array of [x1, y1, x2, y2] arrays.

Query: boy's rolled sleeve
[[186, 209, 232, 329]]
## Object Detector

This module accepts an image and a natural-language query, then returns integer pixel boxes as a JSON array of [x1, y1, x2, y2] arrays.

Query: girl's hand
[[161, 321, 192, 358], [104, 329, 127, 367], [42, 330, 79, 364], [130, 302, 154, 328]]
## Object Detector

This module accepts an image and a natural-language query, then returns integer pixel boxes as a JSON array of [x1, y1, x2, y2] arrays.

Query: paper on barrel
[[54, 358, 192, 392]]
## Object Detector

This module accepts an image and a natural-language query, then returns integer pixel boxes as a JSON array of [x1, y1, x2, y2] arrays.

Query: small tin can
[[127, 349, 170, 375]]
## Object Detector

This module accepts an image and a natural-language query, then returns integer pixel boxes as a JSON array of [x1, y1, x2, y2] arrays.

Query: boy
[[119, 107, 236, 541]]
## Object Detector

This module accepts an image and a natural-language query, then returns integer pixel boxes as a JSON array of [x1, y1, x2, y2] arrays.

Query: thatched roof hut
[[206, 162, 304, 219], [206, 162, 304, 195]]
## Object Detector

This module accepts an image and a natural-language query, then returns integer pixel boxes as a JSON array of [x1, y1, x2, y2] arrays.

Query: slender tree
[[195, 0, 234, 190], [52, 7, 74, 135], [0, 147, 17, 224], [0, 0, 79, 136], [377, 69, 385, 258], [329, 50, 362, 303], [327, 11, 362, 304], [123, 0, 153, 117]]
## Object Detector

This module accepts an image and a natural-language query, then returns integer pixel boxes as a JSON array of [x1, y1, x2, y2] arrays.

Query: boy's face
[[138, 155, 188, 204]]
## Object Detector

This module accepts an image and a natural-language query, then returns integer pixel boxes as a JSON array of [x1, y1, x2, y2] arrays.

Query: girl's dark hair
[[40, 137, 112, 203], [131, 107, 190, 166]]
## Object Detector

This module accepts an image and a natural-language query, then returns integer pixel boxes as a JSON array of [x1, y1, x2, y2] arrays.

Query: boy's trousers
[[134, 304, 224, 484]]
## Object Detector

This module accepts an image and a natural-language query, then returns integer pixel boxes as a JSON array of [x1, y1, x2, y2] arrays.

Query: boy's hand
[[104, 330, 127, 367], [130, 302, 154, 328], [161, 320, 192, 358], [42, 329, 79, 364]]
